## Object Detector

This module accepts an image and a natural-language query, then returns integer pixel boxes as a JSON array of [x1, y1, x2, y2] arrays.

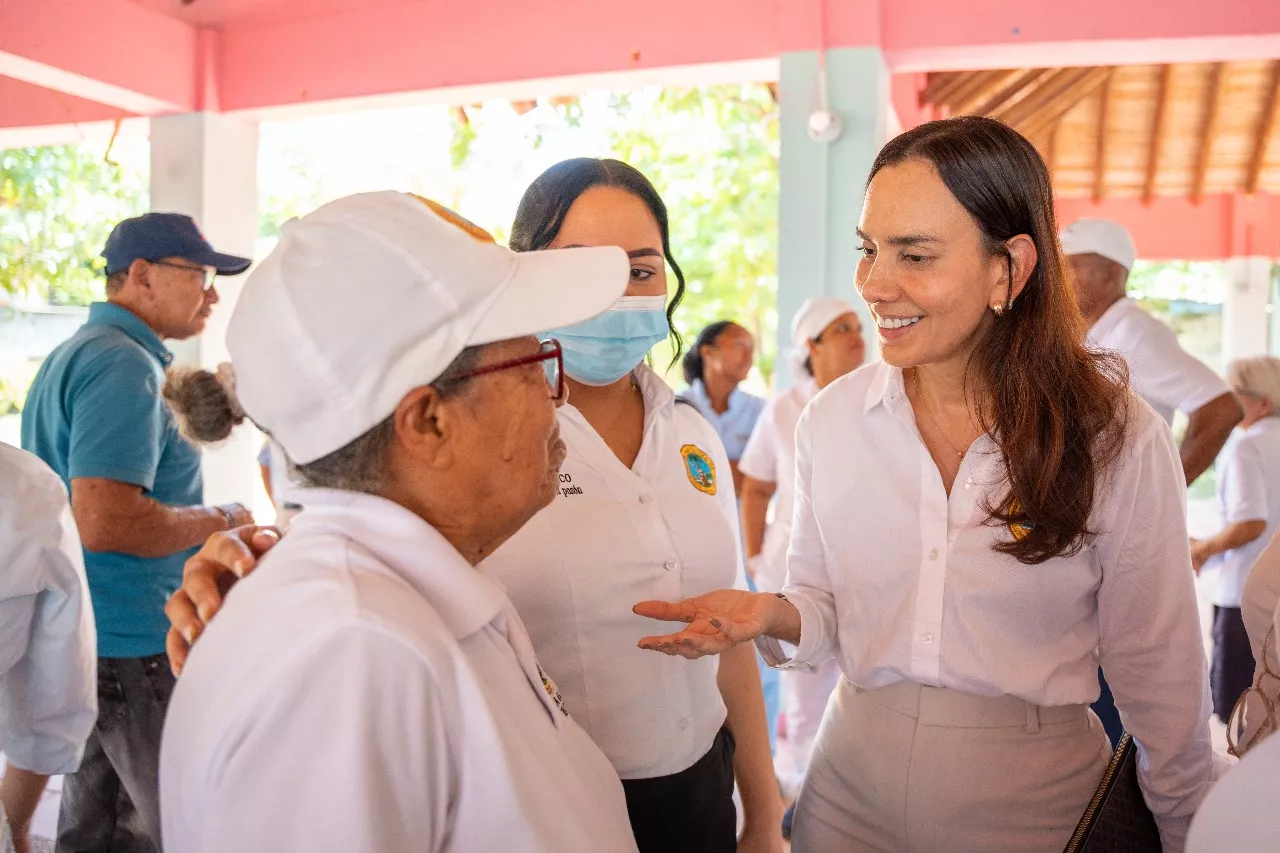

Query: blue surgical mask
[[544, 295, 669, 386]]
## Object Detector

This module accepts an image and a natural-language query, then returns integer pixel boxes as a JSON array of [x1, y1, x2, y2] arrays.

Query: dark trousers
[[56, 655, 175, 853], [1212, 605, 1256, 723], [1091, 668, 1124, 748], [621, 726, 737, 853]]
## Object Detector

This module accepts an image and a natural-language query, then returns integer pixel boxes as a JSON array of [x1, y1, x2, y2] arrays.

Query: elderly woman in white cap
[[1190, 356, 1280, 725], [158, 192, 641, 852], [738, 296, 865, 832]]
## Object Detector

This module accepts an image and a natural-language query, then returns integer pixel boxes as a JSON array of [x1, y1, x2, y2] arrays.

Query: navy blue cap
[[102, 213, 252, 277]]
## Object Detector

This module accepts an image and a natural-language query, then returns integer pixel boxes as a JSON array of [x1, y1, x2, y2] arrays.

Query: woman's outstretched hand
[[633, 589, 780, 659]]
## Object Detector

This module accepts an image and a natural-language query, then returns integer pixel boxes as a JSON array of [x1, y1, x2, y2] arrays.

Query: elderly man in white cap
[[1062, 217, 1245, 748], [738, 295, 866, 836], [159, 193, 640, 852], [1061, 218, 1242, 485]]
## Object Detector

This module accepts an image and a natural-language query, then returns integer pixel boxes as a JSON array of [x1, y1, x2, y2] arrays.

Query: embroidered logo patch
[[537, 662, 569, 717], [409, 194, 496, 244], [681, 444, 717, 495], [1007, 498, 1034, 541]]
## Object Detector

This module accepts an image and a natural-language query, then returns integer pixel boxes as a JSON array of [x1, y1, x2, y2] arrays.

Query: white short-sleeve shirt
[[1087, 298, 1229, 424], [161, 489, 637, 853], [738, 379, 818, 593], [758, 361, 1214, 850], [0, 443, 97, 777], [481, 365, 743, 780], [1210, 418, 1280, 606]]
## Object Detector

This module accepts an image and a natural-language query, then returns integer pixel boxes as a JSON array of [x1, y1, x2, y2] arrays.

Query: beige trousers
[[792, 677, 1111, 853]]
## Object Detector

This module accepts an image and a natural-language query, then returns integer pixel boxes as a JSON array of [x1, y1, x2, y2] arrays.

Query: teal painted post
[[776, 47, 890, 387]]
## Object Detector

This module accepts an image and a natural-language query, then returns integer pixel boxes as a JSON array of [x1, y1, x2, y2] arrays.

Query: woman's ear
[[994, 234, 1038, 309]]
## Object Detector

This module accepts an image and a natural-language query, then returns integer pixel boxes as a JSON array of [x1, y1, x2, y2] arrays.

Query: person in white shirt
[[1060, 217, 1242, 485], [158, 191, 641, 852], [1060, 217, 1242, 747], [634, 116, 1214, 852], [1189, 356, 1280, 722], [1187, 573, 1280, 853], [164, 162, 782, 853], [0, 444, 96, 853], [1234, 528, 1280, 752], [738, 296, 865, 804]]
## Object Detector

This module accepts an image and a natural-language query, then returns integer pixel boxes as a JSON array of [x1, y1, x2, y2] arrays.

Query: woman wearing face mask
[[737, 297, 865, 823], [163, 159, 782, 853], [633, 118, 1215, 852], [681, 322, 766, 495]]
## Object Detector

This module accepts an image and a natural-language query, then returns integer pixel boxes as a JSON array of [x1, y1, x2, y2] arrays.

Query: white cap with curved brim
[[1059, 218, 1137, 271], [227, 191, 630, 466], [786, 296, 858, 384]]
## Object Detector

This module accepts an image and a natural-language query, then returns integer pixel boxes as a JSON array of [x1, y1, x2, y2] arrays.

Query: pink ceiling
[[0, 76, 132, 130], [126, 0, 409, 28]]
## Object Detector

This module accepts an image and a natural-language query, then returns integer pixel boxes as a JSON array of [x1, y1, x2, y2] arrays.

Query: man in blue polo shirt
[[21, 213, 255, 853]]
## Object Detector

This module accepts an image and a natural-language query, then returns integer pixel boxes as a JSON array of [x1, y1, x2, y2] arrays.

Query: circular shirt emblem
[[680, 444, 717, 495]]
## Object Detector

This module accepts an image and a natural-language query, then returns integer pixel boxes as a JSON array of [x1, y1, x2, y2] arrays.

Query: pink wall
[[1055, 195, 1280, 261]]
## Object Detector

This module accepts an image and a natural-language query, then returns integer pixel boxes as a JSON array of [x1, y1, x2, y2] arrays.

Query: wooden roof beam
[[978, 68, 1051, 118], [997, 67, 1091, 130], [950, 69, 1024, 115], [921, 72, 967, 107], [1191, 63, 1226, 205], [1093, 76, 1112, 202], [1019, 68, 1116, 140], [932, 70, 1016, 114], [1047, 120, 1061, 186], [1245, 60, 1280, 195], [1143, 65, 1173, 205]]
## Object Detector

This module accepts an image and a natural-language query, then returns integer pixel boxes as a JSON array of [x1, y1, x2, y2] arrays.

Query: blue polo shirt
[[21, 302, 203, 658], [679, 380, 767, 462]]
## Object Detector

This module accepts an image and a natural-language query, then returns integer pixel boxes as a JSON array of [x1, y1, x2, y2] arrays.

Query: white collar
[[288, 488, 509, 640], [864, 361, 908, 415], [1089, 296, 1133, 340]]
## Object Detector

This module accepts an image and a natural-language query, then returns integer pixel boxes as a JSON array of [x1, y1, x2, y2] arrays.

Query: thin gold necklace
[[911, 368, 966, 461]]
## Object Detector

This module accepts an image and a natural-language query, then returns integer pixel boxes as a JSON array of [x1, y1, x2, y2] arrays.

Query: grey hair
[[1228, 355, 1280, 412], [292, 346, 484, 494]]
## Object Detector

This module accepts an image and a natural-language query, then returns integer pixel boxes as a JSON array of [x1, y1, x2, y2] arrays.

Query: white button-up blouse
[[761, 361, 1215, 850]]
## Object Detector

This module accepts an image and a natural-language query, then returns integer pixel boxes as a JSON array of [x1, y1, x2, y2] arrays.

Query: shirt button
[[928, 547, 939, 561], [678, 717, 691, 730], [920, 630, 934, 644], [664, 559, 679, 571]]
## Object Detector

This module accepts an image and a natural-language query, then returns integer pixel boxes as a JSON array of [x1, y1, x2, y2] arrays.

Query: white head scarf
[[786, 296, 857, 384]]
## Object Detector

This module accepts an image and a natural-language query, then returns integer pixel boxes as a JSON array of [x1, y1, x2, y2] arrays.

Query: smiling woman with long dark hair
[[634, 116, 1215, 852]]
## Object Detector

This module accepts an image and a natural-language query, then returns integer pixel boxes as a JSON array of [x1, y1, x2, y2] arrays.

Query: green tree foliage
[[603, 86, 780, 381], [0, 144, 147, 305]]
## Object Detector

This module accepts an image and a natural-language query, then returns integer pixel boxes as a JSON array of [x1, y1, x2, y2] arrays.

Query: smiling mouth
[[876, 316, 922, 330]]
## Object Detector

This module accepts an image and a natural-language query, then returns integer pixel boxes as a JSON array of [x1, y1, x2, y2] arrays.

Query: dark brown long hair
[[870, 116, 1130, 564]]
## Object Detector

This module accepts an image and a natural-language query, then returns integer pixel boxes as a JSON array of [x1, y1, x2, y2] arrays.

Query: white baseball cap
[[1059, 218, 1137, 270], [227, 191, 629, 465]]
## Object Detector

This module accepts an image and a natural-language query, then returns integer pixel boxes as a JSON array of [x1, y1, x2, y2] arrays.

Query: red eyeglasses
[[437, 339, 565, 401]]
